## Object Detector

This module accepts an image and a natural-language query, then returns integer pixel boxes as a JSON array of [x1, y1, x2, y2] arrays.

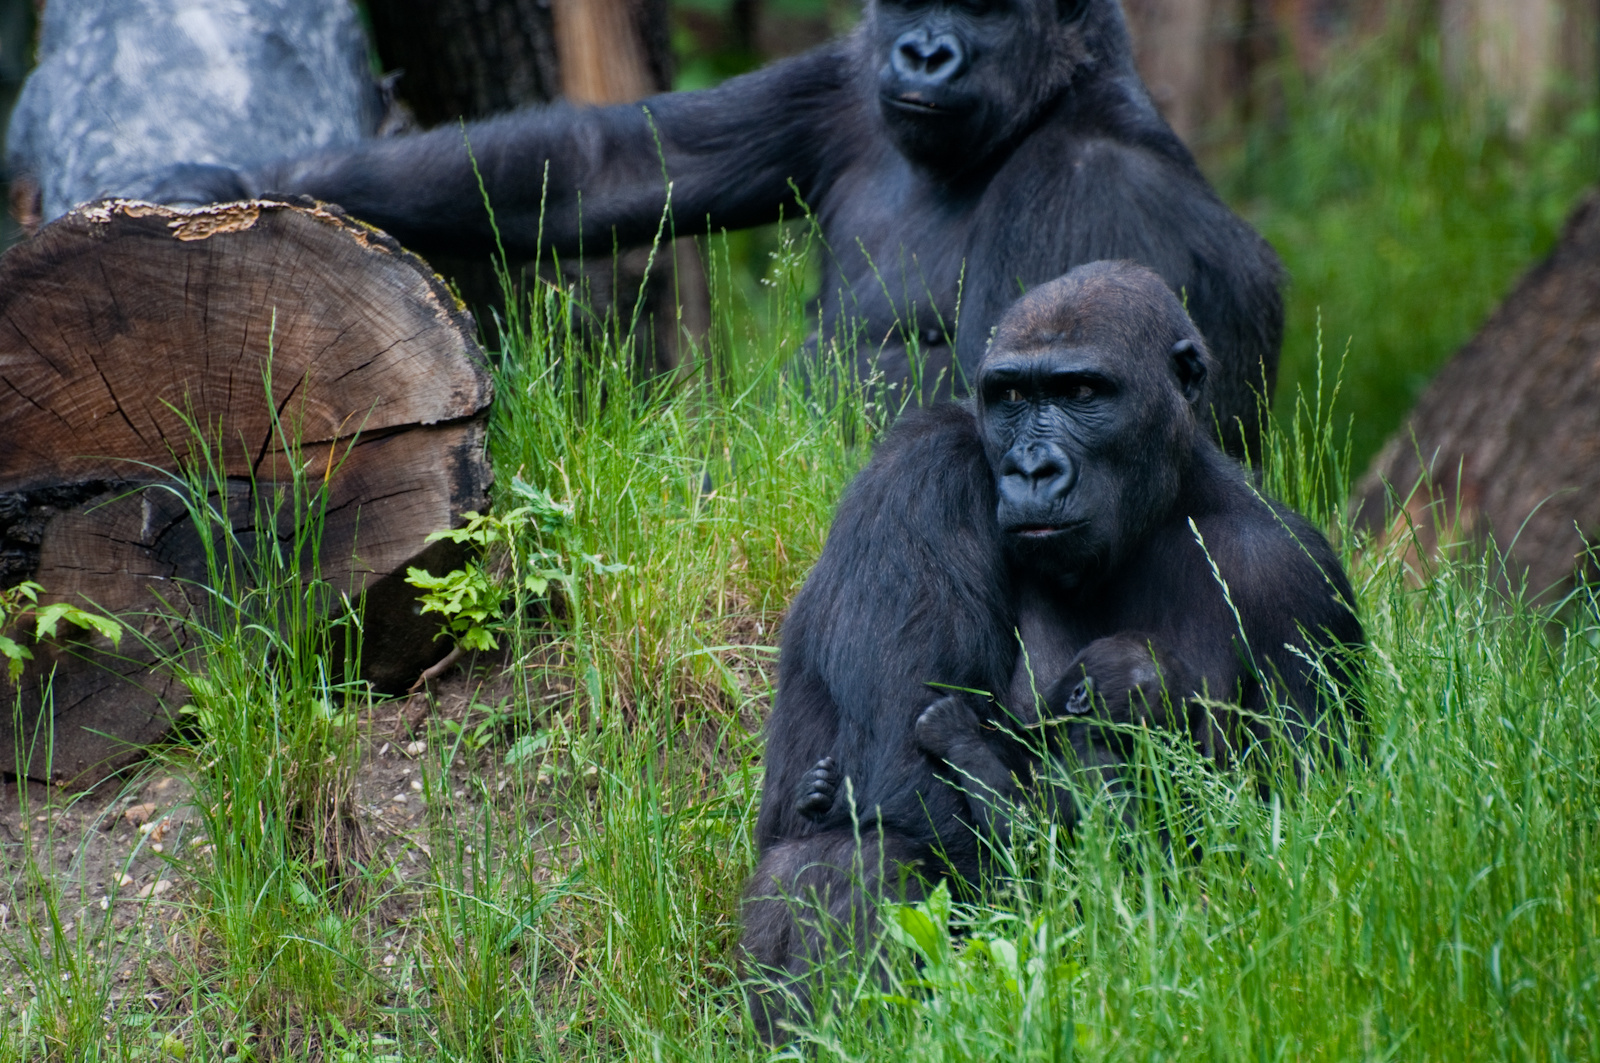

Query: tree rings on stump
[[0, 198, 493, 786]]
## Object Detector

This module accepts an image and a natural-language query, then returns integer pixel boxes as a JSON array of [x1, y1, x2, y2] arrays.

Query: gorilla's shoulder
[[844, 401, 982, 482], [874, 401, 982, 450], [817, 402, 1000, 574], [1185, 468, 1357, 623]]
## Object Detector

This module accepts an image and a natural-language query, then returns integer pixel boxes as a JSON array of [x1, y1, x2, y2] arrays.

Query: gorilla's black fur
[[136, 0, 1283, 454], [745, 261, 1361, 1038]]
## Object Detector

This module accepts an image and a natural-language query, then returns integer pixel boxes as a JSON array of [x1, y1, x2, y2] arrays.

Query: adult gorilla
[[746, 261, 1360, 1038], [134, 0, 1283, 454]]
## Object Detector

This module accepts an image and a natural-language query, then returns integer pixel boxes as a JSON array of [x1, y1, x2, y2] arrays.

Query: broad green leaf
[[890, 905, 944, 962], [1, 635, 31, 682]]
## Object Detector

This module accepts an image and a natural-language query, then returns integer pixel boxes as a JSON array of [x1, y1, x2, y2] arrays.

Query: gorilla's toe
[[795, 757, 838, 820]]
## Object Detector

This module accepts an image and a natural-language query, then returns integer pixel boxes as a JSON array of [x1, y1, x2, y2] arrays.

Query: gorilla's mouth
[[1009, 522, 1083, 539], [882, 92, 958, 116]]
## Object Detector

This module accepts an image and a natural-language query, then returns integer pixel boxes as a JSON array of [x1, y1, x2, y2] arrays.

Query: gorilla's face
[[869, 0, 1093, 173], [976, 262, 1210, 588]]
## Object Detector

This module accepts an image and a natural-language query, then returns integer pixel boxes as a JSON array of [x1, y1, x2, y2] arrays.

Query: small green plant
[[0, 579, 123, 683], [873, 880, 1088, 1056], [438, 698, 517, 753], [406, 474, 628, 654]]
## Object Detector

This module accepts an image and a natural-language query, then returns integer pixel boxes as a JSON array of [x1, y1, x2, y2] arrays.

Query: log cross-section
[[0, 198, 494, 786]]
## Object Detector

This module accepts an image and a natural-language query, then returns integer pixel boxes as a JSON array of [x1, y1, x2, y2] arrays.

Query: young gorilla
[[909, 634, 1201, 841], [803, 634, 1205, 842], [129, 0, 1283, 455], [745, 261, 1361, 1038]]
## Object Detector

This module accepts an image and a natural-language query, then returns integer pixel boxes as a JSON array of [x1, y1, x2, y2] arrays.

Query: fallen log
[[0, 198, 493, 786], [1353, 191, 1600, 604]]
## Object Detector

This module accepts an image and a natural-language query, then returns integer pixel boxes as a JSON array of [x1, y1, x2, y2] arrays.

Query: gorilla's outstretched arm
[[138, 46, 855, 261]]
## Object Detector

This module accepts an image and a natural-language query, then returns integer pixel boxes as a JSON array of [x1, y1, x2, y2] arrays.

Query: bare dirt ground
[[0, 658, 519, 1014]]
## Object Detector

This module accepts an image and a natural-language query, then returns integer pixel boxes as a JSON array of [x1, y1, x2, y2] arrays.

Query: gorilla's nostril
[[892, 32, 965, 81]]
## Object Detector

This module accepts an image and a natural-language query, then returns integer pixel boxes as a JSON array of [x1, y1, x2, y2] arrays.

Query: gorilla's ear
[[1057, 0, 1091, 21], [1170, 338, 1207, 406]]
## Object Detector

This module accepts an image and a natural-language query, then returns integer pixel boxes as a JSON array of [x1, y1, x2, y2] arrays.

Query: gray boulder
[[6, 0, 380, 222]]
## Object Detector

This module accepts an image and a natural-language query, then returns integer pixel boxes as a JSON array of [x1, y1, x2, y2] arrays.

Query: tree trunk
[[550, 0, 710, 373], [1353, 190, 1600, 604], [0, 199, 493, 786], [4, 0, 380, 224], [1439, 0, 1561, 135], [362, 0, 561, 126], [0, 0, 33, 251], [365, 0, 708, 374], [1123, 0, 1213, 144], [552, 0, 658, 103]]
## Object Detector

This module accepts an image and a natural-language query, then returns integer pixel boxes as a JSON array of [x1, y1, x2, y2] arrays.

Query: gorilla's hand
[[914, 695, 984, 760], [795, 757, 839, 821], [120, 163, 261, 207]]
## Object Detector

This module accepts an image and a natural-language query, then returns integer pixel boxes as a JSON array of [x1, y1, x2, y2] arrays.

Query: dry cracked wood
[[0, 198, 493, 786]]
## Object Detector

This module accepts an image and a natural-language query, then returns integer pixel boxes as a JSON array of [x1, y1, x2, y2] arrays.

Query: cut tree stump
[[1353, 190, 1600, 604], [0, 198, 493, 786]]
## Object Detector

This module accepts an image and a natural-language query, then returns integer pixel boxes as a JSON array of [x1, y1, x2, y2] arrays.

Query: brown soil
[[0, 655, 523, 1018]]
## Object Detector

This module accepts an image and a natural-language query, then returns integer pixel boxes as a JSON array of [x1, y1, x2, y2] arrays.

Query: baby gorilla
[[800, 634, 1200, 840]]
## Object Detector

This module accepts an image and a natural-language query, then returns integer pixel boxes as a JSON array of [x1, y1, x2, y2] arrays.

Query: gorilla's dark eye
[[1047, 375, 1100, 401], [1004, 388, 1024, 403]]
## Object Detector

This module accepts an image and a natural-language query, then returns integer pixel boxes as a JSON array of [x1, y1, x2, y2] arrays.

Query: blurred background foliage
[[1218, 21, 1599, 471]]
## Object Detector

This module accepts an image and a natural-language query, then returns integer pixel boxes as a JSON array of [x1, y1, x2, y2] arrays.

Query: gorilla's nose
[[998, 442, 1076, 507], [891, 30, 967, 88]]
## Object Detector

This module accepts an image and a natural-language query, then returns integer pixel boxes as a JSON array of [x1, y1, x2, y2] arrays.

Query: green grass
[[1222, 31, 1599, 473], [5, 36, 1600, 1059], [6, 225, 1597, 1062]]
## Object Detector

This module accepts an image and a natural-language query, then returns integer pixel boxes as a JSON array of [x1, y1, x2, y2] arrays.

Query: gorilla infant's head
[[865, 0, 1129, 172], [976, 261, 1214, 587]]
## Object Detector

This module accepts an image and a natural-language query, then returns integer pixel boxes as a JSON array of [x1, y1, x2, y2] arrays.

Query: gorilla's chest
[[814, 149, 1087, 394], [1004, 601, 1095, 722], [815, 161, 992, 390]]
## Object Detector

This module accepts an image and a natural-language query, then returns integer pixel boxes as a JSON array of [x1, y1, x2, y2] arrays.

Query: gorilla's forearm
[[912, 696, 1031, 842], [256, 47, 851, 261], [940, 735, 1027, 842], [259, 107, 662, 258]]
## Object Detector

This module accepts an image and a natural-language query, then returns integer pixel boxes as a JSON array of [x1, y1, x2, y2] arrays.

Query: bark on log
[[0, 198, 493, 786], [1353, 191, 1600, 604]]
